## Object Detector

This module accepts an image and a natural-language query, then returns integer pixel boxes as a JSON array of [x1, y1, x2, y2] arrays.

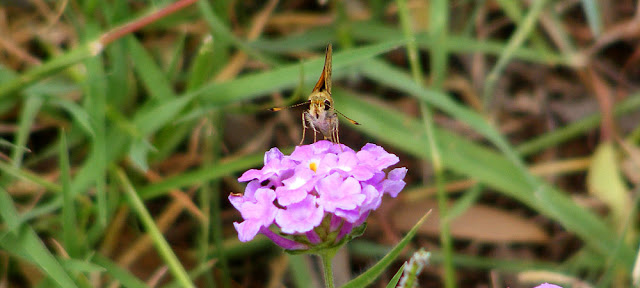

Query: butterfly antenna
[[269, 101, 310, 112], [334, 107, 360, 125]]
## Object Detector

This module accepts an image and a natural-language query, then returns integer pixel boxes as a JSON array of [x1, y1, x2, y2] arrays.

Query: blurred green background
[[1, 0, 639, 287]]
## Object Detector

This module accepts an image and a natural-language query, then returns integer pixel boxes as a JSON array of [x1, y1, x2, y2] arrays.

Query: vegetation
[[0, 0, 639, 287]]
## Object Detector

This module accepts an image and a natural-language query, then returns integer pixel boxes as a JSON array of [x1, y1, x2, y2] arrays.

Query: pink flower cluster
[[230, 141, 407, 250]]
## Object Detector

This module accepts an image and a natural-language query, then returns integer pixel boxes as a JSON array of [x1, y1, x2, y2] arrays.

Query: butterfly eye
[[324, 100, 331, 110]]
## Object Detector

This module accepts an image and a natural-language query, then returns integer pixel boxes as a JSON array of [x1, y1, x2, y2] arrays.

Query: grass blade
[[127, 36, 177, 101], [349, 21, 569, 65], [60, 130, 81, 258], [395, 0, 454, 286], [516, 94, 640, 155], [187, 40, 406, 105], [385, 263, 406, 288], [138, 151, 264, 199], [83, 43, 109, 227], [93, 255, 149, 288], [0, 188, 79, 288], [49, 99, 96, 138], [196, 0, 277, 66], [0, 43, 98, 99], [115, 168, 195, 288], [342, 210, 432, 288], [483, 0, 551, 107], [361, 59, 536, 191], [333, 89, 634, 267], [11, 94, 42, 168]]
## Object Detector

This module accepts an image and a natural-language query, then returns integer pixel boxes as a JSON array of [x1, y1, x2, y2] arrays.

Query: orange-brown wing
[[312, 44, 332, 94]]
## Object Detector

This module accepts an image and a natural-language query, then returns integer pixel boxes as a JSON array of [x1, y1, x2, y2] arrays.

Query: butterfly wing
[[312, 44, 332, 95]]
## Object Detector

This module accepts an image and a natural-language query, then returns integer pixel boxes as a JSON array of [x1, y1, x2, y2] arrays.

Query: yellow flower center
[[309, 162, 317, 172]]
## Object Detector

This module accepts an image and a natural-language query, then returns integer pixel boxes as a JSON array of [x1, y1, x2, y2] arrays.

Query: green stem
[[483, 0, 550, 108], [208, 112, 232, 288], [320, 251, 336, 288], [395, 0, 455, 287], [116, 168, 195, 288], [0, 44, 97, 99]]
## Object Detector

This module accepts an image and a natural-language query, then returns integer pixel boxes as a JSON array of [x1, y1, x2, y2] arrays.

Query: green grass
[[0, 1, 638, 287]]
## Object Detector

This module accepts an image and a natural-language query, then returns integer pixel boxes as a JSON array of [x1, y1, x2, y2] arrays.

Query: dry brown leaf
[[390, 200, 549, 244]]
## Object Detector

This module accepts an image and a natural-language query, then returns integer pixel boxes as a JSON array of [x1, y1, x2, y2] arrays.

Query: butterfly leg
[[329, 114, 339, 144], [335, 126, 343, 151], [304, 112, 318, 143], [301, 112, 309, 145]]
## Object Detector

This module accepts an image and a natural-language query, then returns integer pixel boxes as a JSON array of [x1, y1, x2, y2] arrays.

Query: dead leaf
[[388, 200, 549, 244]]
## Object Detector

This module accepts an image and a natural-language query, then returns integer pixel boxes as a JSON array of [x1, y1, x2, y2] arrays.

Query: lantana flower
[[229, 140, 407, 251]]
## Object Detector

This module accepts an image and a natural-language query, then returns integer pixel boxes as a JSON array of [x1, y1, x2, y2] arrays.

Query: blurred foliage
[[0, 0, 640, 287]]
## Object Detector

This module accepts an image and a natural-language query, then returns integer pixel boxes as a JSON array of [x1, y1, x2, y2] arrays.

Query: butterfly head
[[307, 92, 333, 118]]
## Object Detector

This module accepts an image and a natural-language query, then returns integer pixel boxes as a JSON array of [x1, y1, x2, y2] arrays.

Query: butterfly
[[271, 44, 359, 144]]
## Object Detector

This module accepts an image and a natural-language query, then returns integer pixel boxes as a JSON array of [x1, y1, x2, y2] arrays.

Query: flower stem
[[320, 251, 336, 288]]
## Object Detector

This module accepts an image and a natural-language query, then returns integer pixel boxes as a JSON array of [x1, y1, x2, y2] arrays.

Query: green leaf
[[60, 130, 81, 258], [587, 141, 631, 229], [249, 27, 334, 52], [0, 161, 61, 194], [92, 255, 149, 288], [127, 37, 176, 101], [186, 40, 406, 106], [11, 93, 43, 168], [516, 95, 640, 155], [385, 263, 406, 288], [49, 99, 96, 138], [333, 89, 634, 267], [104, 36, 131, 107], [0, 188, 79, 288], [0, 138, 30, 155], [186, 35, 216, 91], [342, 210, 431, 288], [0, 188, 21, 232], [166, 33, 187, 82], [115, 169, 195, 288], [133, 93, 195, 136], [349, 21, 566, 65], [361, 59, 536, 190], [11, 41, 407, 219], [483, 0, 551, 106], [128, 139, 151, 171], [0, 42, 97, 99], [196, 0, 277, 66], [60, 258, 105, 273], [138, 151, 265, 199], [350, 239, 561, 271], [82, 43, 108, 228]]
